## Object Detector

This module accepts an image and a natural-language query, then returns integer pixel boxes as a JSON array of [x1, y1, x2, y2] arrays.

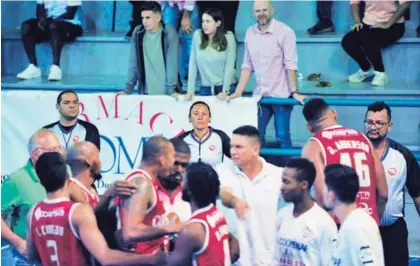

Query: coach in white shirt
[[217, 125, 284, 266], [272, 158, 337, 266], [324, 164, 384, 266], [364, 101, 420, 266]]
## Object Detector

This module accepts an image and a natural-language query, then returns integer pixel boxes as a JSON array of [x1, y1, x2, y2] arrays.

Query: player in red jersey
[[301, 98, 388, 224], [25, 152, 165, 266], [117, 136, 184, 254], [167, 162, 239, 266]]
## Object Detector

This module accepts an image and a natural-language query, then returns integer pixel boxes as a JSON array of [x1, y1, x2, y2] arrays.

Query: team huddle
[[21, 98, 398, 266]]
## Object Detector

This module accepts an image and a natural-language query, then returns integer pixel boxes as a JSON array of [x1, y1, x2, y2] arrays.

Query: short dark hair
[[170, 138, 191, 155], [302, 98, 329, 123], [188, 101, 212, 117], [185, 162, 220, 207], [285, 158, 316, 190], [232, 125, 261, 145], [366, 101, 392, 121], [56, 90, 78, 105], [324, 164, 359, 204], [142, 135, 171, 163], [35, 152, 68, 193], [141, 1, 162, 14]]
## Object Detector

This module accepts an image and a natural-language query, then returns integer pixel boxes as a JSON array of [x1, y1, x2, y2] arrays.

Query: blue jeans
[[258, 99, 293, 148], [199, 83, 237, 96], [2, 244, 13, 266], [11, 247, 38, 266], [162, 3, 200, 79]]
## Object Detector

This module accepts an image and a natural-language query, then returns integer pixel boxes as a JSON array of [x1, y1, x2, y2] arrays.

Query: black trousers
[[341, 22, 405, 72], [21, 18, 83, 66], [379, 217, 409, 266], [196, 1, 239, 33], [317, 0, 333, 22]]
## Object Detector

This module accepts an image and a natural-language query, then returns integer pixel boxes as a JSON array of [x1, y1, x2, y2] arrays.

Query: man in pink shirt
[[228, 0, 305, 149], [342, 0, 411, 86]]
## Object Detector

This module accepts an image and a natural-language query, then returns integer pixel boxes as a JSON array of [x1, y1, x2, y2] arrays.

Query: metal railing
[[258, 98, 420, 160]]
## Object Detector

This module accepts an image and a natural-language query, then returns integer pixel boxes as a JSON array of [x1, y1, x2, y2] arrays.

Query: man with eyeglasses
[[301, 98, 388, 226], [1, 129, 63, 266], [364, 101, 420, 266]]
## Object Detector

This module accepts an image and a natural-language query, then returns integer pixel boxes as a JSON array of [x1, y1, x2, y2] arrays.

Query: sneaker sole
[[308, 27, 335, 35], [17, 73, 41, 80]]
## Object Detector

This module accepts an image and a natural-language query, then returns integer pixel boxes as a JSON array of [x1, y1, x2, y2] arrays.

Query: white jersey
[[272, 203, 338, 266], [332, 208, 384, 266], [155, 185, 191, 226]]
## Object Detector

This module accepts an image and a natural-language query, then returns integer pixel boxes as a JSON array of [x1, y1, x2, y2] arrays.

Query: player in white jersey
[[272, 158, 337, 266], [156, 138, 192, 251], [323, 164, 384, 266]]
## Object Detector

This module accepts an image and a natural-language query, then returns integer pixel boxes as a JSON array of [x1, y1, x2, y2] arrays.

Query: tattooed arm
[[121, 176, 183, 243]]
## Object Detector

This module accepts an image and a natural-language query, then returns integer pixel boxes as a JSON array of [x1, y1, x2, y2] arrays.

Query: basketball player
[[324, 164, 384, 266], [272, 158, 337, 266], [301, 98, 388, 224], [167, 162, 234, 265], [26, 152, 165, 266], [117, 136, 184, 254]]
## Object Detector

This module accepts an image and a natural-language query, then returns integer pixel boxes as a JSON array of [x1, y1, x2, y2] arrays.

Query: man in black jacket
[[17, 0, 83, 81]]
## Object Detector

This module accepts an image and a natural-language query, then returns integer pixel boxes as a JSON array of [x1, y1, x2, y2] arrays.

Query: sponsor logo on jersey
[[152, 212, 180, 227], [357, 191, 371, 200], [321, 128, 359, 140], [34, 207, 65, 221], [358, 203, 373, 215], [209, 145, 215, 151]]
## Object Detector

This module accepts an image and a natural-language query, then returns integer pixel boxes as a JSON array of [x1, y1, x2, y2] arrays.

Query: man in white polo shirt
[[272, 158, 337, 266], [364, 101, 420, 266], [216, 125, 284, 266], [324, 164, 384, 266]]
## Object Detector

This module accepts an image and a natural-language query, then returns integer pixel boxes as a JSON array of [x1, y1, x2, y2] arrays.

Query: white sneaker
[[348, 69, 374, 83], [372, 71, 389, 86], [16, 64, 41, 80], [48, 65, 62, 81]]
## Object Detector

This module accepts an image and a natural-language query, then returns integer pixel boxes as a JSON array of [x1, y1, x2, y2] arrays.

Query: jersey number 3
[[47, 240, 60, 266], [340, 152, 371, 187]]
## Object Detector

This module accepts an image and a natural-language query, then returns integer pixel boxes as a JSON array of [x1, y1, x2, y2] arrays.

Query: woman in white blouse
[[185, 8, 237, 99]]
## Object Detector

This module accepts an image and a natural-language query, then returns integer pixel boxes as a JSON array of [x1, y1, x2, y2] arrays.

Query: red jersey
[[117, 169, 166, 254], [30, 199, 93, 266], [70, 178, 99, 207], [312, 125, 379, 224], [189, 204, 231, 266]]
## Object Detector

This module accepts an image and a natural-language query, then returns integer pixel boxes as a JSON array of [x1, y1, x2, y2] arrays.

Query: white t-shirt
[[216, 157, 284, 266], [332, 208, 384, 266], [272, 203, 338, 266]]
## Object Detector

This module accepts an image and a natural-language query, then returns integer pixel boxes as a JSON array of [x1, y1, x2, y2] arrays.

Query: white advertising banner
[[1, 90, 258, 194]]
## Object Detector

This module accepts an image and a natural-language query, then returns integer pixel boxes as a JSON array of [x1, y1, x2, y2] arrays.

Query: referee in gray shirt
[[364, 101, 420, 266]]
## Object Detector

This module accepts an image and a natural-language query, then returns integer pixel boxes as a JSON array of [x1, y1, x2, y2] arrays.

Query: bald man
[[116, 136, 184, 255], [1, 129, 63, 265]]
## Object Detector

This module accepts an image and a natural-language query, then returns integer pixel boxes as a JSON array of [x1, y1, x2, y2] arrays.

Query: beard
[[159, 172, 182, 191], [366, 132, 387, 147], [90, 165, 102, 181]]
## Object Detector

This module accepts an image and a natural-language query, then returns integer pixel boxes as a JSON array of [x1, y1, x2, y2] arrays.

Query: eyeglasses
[[174, 161, 189, 168], [364, 120, 390, 129]]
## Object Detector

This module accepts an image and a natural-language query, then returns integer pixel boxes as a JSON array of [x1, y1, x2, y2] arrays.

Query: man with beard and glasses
[[227, 0, 306, 152], [324, 164, 384, 266], [44, 90, 100, 151], [301, 98, 388, 226], [167, 162, 239, 265], [272, 158, 337, 266], [364, 101, 420, 266], [156, 138, 192, 252]]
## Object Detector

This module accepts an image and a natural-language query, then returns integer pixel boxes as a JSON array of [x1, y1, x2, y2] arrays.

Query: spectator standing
[[179, 101, 231, 167], [364, 101, 420, 266], [186, 8, 237, 98], [1, 129, 63, 266], [307, 1, 335, 34], [43, 90, 100, 151], [119, 1, 179, 96], [228, 0, 306, 149], [342, 0, 411, 86], [17, 0, 83, 81]]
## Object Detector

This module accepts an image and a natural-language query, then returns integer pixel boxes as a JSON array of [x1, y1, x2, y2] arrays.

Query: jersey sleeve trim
[[69, 203, 81, 240], [213, 128, 231, 159], [188, 219, 210, 256]]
